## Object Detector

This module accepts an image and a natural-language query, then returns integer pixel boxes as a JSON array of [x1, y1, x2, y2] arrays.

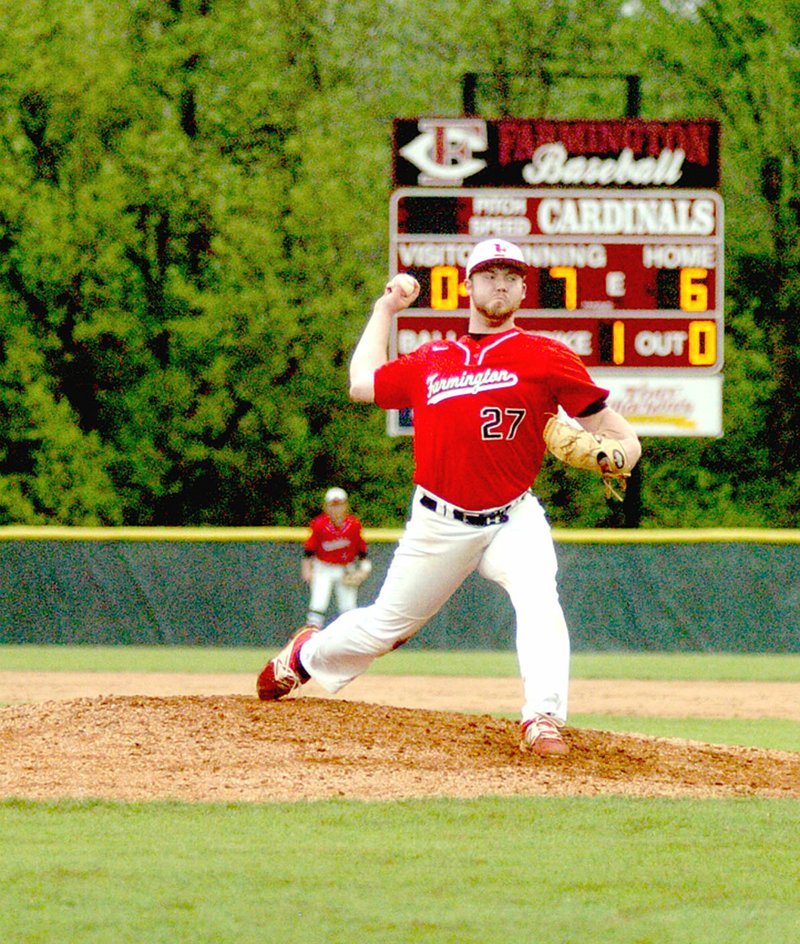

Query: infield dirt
[[1, 673, 798, 802]]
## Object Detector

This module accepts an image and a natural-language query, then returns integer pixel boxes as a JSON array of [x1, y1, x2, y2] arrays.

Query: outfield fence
[[0, 527, 798, 651]]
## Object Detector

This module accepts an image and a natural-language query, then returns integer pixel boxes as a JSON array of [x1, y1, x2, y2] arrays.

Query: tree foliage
[[0, 0, 797, 527]]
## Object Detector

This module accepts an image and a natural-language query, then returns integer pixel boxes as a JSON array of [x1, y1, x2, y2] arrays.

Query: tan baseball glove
[[543, 416, 632, 501], [342, 559, 372, 588]]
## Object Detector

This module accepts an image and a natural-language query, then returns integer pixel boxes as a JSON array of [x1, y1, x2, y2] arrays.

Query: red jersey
[[374, 327, 608, 510], [304, 513, 367, 565]]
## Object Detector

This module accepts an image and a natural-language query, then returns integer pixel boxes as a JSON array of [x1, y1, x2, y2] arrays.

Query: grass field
[[1, 646, 798, 943], [3, 644, 800, 680], [1, 796, 798, 944]]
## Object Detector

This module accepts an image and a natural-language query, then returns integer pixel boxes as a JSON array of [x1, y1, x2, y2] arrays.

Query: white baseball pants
[[301, 488, 570, 722], [306, 561, 358, 628]]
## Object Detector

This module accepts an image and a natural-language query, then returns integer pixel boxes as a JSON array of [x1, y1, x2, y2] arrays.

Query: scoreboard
[[390, 187, 724, 372]]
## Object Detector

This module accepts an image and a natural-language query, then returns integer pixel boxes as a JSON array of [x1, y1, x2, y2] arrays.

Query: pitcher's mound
[[1, 695, 798, 802]]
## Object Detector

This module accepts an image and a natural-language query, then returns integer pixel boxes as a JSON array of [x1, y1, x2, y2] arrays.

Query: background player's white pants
[[306, 561, 358, 628], [302, 488, 570, 722]]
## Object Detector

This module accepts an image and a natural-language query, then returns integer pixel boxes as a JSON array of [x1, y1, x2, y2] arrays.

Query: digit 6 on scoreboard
[[680, 268, 709, 312]]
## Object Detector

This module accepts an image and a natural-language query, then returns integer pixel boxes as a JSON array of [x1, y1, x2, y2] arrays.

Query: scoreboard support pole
[[622, 464, 642, 528], [460, 71, 642, 119]]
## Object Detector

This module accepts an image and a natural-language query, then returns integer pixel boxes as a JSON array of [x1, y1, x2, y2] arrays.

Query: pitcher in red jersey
[[257, 239, 641, 757]]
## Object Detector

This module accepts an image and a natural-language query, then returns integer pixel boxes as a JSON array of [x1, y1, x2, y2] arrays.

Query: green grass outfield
[[1, 647, 798, 944], [1, 797, 798, 944], [3, 644, 800, 680]]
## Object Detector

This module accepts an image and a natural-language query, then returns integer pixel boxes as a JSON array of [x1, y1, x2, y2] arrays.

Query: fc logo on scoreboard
[[397, 119, 488, 187]]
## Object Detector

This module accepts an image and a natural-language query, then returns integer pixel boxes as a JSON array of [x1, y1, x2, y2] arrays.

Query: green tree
[[0, 0, 797, 528], [632, 0, 800, 525]]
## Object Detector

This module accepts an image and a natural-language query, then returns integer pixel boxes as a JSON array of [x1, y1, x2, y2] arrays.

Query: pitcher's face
[[466, 266, 527, 327]]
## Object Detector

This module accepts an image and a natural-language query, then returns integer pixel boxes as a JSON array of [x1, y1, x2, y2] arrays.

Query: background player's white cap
[[324, 487, 348, 503], [466, 239, 528, 278]]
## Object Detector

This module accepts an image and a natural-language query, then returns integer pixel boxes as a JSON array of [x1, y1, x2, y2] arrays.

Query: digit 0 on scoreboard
[[429, 265, 461, 309]]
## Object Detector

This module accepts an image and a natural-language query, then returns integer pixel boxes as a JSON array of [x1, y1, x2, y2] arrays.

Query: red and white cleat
[[256, 626, 318, 701], [519, 714, 569, 757]]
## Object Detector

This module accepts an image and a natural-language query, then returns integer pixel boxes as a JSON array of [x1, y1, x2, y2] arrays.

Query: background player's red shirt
[[374, 327, 608, 511], [304, 514, 367, 565]]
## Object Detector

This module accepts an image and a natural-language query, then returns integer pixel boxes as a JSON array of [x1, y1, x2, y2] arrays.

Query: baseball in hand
[[390, 273, 418, 297]]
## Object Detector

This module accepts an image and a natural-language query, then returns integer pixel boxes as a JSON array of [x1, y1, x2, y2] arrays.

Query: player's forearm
[[348, 298, 394, 402], [577, 408, 642, 466], [350, 276, 420, 402]]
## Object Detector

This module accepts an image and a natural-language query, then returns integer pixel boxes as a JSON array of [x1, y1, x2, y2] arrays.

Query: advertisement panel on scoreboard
[[386, 367, 724, 437]]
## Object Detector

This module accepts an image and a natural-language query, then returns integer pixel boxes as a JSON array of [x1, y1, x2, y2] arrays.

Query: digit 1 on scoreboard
[[598, 320, 625, 365], [612, 320, 625, 365]]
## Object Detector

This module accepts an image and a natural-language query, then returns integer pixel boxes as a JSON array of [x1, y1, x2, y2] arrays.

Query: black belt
[[419, 493, 511, 527]]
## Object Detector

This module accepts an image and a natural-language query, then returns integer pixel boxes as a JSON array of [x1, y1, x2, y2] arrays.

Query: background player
[[258, 238, 641, 758], [302, 487, 370, 629]]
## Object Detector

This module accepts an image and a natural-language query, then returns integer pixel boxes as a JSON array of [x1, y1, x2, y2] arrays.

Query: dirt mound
[[4, 672, 800, 719], [2, 695, 798, 802]]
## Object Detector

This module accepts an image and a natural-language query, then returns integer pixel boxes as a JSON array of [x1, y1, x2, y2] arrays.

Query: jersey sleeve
[[544, 339, 609, 417], [374, 348, 426, 410]]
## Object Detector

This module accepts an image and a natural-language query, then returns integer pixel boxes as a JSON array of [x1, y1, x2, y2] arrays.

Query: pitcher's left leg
[[478, 495, 570, 722], [304, 499, 489, 693]]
